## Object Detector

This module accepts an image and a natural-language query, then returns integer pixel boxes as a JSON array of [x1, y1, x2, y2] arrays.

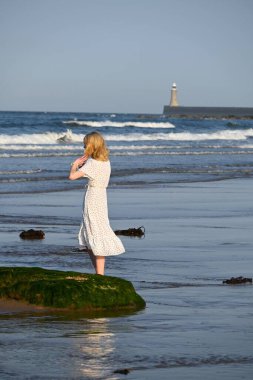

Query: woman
[[69, 132, 125, 275]]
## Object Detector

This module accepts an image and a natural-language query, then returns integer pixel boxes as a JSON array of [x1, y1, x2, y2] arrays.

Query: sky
[[0, 0, 253, 113]]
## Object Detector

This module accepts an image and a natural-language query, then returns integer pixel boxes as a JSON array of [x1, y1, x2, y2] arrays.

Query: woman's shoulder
[[91, 158, 110, 164]]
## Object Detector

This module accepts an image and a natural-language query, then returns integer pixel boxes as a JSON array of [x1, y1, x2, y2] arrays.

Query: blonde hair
[[84, 132, 109, 161]]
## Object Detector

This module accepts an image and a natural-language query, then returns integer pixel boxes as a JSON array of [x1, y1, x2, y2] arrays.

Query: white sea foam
[[105, 129, 253, 142], [1, 143, 241, 151], [0, 169, 42, 175], [1, 128, 253, 146], [112, 151, 253, 156], [1, 151, 252, 159], [0, 152, 75, 158], [237, 144, 253, 149], [0, 144, 81, 151], [108, 145, 190, 150], [0, 144, 189, 151], [3, 143, 251, 151], [0, 130, 78, 144], [62, 120, 176, 129]]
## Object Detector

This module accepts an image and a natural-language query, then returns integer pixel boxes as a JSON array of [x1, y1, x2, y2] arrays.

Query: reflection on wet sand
[[77, 319, 117, 379]]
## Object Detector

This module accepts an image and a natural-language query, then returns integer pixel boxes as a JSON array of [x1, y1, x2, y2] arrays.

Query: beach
[[1, 0, 253, 376], [0, 178, 253, 379]]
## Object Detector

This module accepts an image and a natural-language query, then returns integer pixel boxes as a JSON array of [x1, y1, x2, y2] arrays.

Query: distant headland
[[163, 83, 253, 119]]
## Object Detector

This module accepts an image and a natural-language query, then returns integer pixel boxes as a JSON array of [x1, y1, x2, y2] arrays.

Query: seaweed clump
[[19, 229, 45, 240], [114, 226, 145, 238], [223, 276, 252, 285], [0, 267, 145, 311]]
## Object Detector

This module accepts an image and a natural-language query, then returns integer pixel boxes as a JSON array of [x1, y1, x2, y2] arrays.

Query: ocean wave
[[0, 176, 66, 184], [2, 143, 253, 152], [0, 144, 81, 151], [0, 152, 75, 158], [106, 129, 253, 141], [1, 151, 253, 158], [237, 144, 253, 148], [1, 128, 253, 146], [112, 151, 253, 156], [0, 144, 192, 151], [62, 120, 176, 129], [0, 130, 77, 144], [0, 169, 42, 175]]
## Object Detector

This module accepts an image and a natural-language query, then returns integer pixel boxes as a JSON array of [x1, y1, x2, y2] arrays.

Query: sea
[[0, 111, 253, 379], [1, 111, 253, 194]]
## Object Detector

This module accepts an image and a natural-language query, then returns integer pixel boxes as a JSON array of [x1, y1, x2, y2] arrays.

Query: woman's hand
[[73, 154, 88, 168], [69, 154, 88, 180]]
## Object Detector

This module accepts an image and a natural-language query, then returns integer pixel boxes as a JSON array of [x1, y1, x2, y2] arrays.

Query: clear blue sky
[[0, 0, 252, 113]]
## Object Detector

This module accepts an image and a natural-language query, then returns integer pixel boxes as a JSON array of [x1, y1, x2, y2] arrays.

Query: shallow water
[[0, 180, 253, 379]]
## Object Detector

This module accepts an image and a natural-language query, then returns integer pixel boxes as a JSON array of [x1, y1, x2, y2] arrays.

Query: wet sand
[[0, 179, 253, 379], [0, 299, 46, 313]]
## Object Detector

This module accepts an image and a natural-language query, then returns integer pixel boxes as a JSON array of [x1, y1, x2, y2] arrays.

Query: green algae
[[0, 267, 145, 311]]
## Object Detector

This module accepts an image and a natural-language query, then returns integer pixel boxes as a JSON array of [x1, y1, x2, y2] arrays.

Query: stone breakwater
[[163, 106, 253, 119], [0, 267, 145, 312]]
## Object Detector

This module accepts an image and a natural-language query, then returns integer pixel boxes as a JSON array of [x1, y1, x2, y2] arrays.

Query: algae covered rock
[[0, 267, 145, 311]]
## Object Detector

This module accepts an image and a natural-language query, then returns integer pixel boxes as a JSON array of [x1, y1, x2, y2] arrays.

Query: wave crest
[[62, 120, 176, 129], [1, 128, 253, 146]]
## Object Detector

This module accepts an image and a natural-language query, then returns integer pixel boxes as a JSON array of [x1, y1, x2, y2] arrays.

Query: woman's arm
[[69, 155, 88, 180]]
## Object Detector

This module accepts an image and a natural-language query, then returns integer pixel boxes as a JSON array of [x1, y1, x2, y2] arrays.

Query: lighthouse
[[163, 83, 253, 117], [169, 82, 179, 107]]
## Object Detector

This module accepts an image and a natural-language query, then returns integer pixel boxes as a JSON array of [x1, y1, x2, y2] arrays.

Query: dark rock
[[114, 368, 130, 375], [0, 267, 146, 312], [20, 229, 45, 240], [114, 226, 145, 237], [223, 276, 252, 285]]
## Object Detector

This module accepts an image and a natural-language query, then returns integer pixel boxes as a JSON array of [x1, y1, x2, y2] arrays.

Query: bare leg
[[88, 249, 96, 270], [95, 256, 105, 275]]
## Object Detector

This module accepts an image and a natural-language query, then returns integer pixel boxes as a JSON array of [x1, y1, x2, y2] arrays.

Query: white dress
[[78, 158, 125, 256]]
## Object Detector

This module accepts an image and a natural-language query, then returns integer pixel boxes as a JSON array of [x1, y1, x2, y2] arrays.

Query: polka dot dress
[[78, 158, 125, 256]]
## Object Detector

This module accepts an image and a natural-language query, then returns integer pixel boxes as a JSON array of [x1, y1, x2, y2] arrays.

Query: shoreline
[[1, 175, 253, 196]]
